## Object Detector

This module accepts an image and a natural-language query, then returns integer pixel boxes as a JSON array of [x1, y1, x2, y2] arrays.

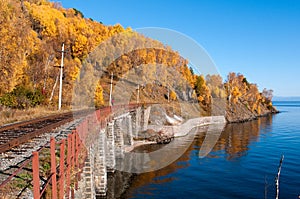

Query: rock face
[[148, 104, 167, 126], [226, 99, 278, 123]]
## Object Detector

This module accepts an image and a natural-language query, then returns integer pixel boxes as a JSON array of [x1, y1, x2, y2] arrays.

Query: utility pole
[[58, 43, 65, 111], [109, 72, 113, 106]]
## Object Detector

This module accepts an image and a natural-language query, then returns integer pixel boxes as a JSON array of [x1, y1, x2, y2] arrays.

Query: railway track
[[0, 110, 92, 154]]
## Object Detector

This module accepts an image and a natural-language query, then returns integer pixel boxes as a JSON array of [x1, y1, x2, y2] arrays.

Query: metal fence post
[[59, 139, 65, 199], [74, 131, 79, 168], [66, 134, 72, 199], [32, 151, 40, 199], [71, 131, 75, 169], [50, 137, 58, 199], [74, 131, 79, 190]]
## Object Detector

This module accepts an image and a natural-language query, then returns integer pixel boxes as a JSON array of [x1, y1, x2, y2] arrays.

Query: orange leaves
[[24, 1, 66, 37], [0, 0, 35, 94], [226, 72, 274, 114], [169, 90, 177, 101], [94, 80, 104, 108], [64, 58, 80, 81], [180, 65, 196, 87], [145, 49, 156, 64], [72, 34, 88, 58], [227, 73, 247, 104], [195, 75, 211, 107], [206, 74, 224, 98], [231, 86, 241, 103]]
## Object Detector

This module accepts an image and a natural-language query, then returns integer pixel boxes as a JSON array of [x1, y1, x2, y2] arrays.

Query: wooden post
[[59, 139, 65, 199], [32, 151, 40, 199], [109, 72, 113, 106], [58, 43, 64, 111], [50, 137, 57, 199]]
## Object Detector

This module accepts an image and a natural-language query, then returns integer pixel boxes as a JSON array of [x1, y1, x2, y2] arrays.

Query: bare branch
[[275, 155, 284, 199]]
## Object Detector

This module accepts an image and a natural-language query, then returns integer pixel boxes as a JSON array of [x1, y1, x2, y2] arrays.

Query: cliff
[[226, 98, 278, 123]]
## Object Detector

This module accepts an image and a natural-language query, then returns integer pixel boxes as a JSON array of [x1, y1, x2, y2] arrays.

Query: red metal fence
[[32, 130, 86, 199]]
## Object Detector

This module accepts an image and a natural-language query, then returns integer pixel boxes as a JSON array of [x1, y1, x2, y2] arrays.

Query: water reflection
[[203, 115, 273, 160], [120, 115, 274, 198]]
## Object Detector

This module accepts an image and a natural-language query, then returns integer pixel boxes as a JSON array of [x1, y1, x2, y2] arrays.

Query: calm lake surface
[[123, 101, 300, 199]]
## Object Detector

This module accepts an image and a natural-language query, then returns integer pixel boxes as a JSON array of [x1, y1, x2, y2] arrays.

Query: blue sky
[[56, 0, 300, 96]]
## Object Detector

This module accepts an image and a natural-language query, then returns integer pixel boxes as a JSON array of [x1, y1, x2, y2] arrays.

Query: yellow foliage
[[197, 96, 204, 102], [170, 90, 177, 101], [72, 34, 88, 58], [24, 2, 66, 37], [94, 81, 104, 107], [257, 106, 261, 114], [231, 86, 242, 103], [0, 0, 34, 94], [232, 86, 241, 98], [180, 65, 195, 87]]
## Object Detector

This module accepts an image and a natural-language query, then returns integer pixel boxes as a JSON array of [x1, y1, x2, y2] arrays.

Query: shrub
[[0, 93, 17, 108], [0, 86, 45, 109]]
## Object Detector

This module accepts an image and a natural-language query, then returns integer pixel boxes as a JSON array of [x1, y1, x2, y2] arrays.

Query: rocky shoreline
[[227, 110, 279, 123], [226, 99, 279, 123]]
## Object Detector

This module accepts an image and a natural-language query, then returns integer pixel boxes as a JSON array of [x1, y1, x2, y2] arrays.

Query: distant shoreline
[[272, 96, 300, 101]]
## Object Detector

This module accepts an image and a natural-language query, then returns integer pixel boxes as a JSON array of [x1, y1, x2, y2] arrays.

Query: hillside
[[0, 0, 277, 123]]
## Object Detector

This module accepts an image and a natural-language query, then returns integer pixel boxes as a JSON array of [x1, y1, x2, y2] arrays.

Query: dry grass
[[0, 106, 70, 126]]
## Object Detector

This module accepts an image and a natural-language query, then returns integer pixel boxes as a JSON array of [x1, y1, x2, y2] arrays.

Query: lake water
[[122, 101, 300, 199]]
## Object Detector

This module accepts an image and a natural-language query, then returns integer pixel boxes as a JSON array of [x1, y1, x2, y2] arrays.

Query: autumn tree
[[0, 0, 36, 94], [262, 88, 273, 102], [194, 75, 211, 108], [225, 72, 248, 103], [206, 74, 225, 98], [262, 88, 274, 109]]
